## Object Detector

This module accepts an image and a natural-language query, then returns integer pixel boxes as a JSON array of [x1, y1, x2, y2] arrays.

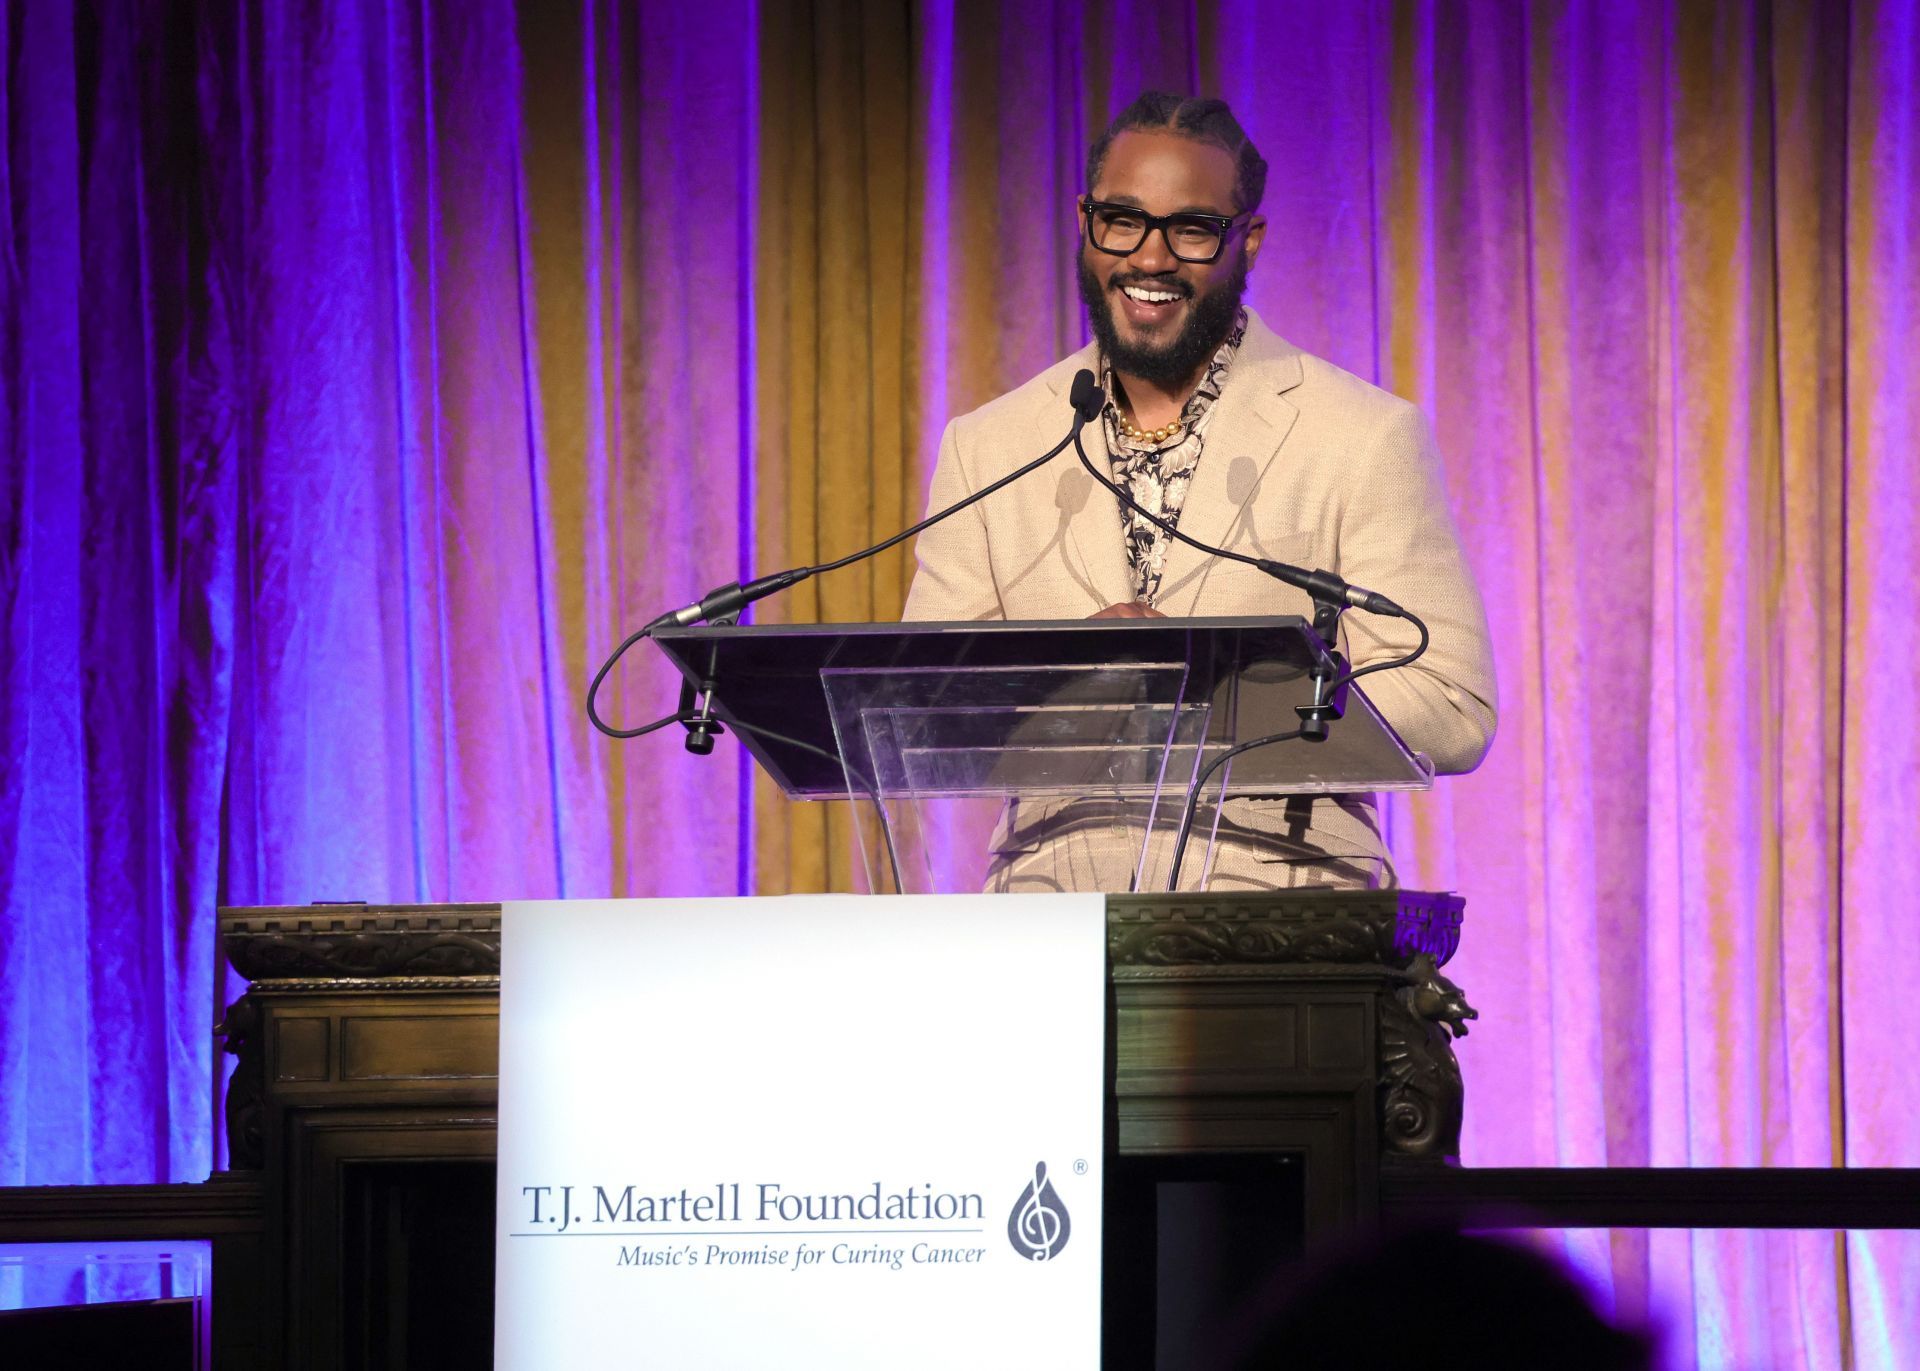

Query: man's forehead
[[1092, 129, 1238, 211]]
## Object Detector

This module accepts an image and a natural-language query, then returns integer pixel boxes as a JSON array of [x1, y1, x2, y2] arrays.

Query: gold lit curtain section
[[751, 2, 922, 892]]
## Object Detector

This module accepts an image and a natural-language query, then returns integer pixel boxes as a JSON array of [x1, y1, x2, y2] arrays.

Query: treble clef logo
[[1006, 1161, 1071, 1262]]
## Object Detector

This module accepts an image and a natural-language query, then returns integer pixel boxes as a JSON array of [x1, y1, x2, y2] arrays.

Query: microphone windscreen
[[1069, 368, 1104, 421]]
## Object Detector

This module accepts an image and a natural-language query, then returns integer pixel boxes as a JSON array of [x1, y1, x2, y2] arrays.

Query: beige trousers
[[982, 794, 1396, 895]]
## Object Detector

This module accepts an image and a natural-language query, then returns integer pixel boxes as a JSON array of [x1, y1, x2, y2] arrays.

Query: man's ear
[[1243, 215, 1267, 270]]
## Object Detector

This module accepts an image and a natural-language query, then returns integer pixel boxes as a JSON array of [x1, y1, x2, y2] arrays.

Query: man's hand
[[1087, 601, 1166, 619]]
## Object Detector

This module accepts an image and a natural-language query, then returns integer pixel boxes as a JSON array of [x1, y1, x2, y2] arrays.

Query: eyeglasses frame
[[1079, 197, 1251, 265]]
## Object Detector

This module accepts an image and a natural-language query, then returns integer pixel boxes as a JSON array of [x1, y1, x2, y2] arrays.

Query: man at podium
[[902, 92, 1497, 893]]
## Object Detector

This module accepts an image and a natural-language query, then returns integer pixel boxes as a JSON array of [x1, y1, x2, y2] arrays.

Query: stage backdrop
[[2, 1, 1914, 1365]]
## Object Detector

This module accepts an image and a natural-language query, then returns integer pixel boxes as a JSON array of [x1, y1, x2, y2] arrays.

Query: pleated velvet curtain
[[1, 0, 760, 1173], [2, 1, 1915, 1363]]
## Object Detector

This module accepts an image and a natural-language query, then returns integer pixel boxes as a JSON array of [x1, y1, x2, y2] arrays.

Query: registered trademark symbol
[[1073, 1159, 1088, 1175]]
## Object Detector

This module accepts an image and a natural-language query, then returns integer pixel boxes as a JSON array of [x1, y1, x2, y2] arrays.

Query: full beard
[[1078, 252, 1248, 389]]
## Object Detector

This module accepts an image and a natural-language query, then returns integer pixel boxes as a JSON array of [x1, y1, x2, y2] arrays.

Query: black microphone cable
[[1065, 420, 1434, 890], [1162, 613, 1431, 889], [586, 370, 1106, 740], [1068, 425, 1419, 622]]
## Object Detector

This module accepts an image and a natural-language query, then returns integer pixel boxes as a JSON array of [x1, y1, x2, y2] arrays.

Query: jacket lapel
[[1153, 314, 1304, 615], [1029, 347, 1132, 611], [1062, 416, 1134, 609]]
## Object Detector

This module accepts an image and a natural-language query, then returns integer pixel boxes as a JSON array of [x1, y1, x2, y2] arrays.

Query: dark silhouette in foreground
[[1209, 1225, 1657, 1370]]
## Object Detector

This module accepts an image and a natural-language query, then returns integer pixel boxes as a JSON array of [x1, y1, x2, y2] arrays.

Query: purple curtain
[[2, 0, 238, 1191], [1, 0, 757, 1190]]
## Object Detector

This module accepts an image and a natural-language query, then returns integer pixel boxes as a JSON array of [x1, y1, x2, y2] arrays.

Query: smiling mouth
[[1118, 283, 1186, 305]]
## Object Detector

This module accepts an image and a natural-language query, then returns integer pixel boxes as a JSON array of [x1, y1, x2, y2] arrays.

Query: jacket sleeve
[[1333, 404, 1498, 775], [902, 419, 1004, 622]]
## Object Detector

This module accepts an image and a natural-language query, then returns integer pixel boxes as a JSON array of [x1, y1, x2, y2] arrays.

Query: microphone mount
[[645, 567, 816, 635]]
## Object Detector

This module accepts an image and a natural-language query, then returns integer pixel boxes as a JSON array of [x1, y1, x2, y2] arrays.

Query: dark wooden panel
[[0, 1181, 264, 1241], [1304, 1003, 1367, 1072], [274, 1018, 330, 1083], [282, 1116, 498, 1371], [338, 1015, 498, 1082], [1116, 998, 1299, 1081]]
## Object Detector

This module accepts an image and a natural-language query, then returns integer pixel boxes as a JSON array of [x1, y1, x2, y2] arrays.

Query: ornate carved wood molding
[[215, 995, 265, 1170], [1106, 889, 1463, 971], [220, 894, 1465, 982], [1379, 954, 1478, 1163], [220, 903, 504, 980]]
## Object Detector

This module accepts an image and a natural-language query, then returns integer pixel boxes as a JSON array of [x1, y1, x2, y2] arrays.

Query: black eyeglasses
[[1081, 198, 1248, 264]]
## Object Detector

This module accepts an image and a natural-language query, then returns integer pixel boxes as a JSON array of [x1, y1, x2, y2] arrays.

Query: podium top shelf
[[648, 616, 1430, 800]]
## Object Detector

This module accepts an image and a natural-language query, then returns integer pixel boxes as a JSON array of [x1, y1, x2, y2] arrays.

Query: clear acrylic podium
[[650, 616, 1432, 894]]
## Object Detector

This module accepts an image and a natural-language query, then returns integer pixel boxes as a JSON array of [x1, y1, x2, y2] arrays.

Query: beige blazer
[[902, 310, 1497, 891]]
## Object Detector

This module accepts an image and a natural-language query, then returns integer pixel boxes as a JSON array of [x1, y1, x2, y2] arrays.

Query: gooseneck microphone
[[647, 369, 1104, 634], [586, 369, 1106, 738], [1067, 403, 1408, 619]]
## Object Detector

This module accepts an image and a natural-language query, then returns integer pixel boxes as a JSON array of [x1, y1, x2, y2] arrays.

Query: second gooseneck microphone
[[1070, 382, 1408, 620]]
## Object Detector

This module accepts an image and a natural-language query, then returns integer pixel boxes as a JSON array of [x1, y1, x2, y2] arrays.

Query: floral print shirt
[[1099, 310, 1248, 605]]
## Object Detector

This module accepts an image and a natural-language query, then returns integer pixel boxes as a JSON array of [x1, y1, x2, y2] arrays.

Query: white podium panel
[[495, 894, 1106, 1370]]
